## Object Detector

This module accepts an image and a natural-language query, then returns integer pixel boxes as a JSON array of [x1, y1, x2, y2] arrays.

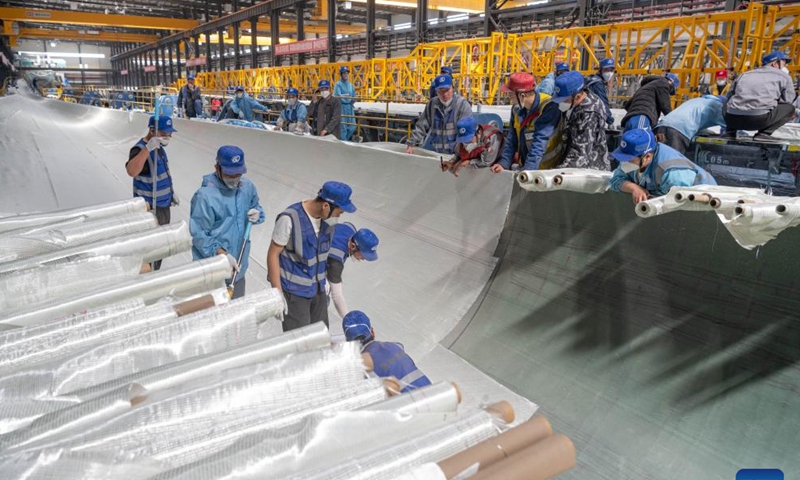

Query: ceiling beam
[[249, 21, 365, 36], [0, 7, 199, 30], [15, 28, 159, 44]]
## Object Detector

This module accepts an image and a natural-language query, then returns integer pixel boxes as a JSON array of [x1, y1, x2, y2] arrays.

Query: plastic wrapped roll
[[0, 221, 192, 275], [68, 321, 330, 402], [734, 204, 783, 225], [552, 171, 612, 194], [0, 198, 147, 234], [0, 216, 87, 241], [360, 381, 461, 414], [286, 407, 508, 480], [0, 449, 163, 480], [517, 171, 552, 191], [775, 202, 800, 217], [635, 197, 667, 218], [0, 256, 142, 315], [0, 398, 78, 435], [0, 213, 157, 264], [468, 434, 576, 480], [0, 255, 230, 328]]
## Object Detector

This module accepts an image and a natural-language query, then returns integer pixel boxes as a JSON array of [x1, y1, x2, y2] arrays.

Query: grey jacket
[[726, 66, 796, 116], [313, 96, 342, 139], [407, 94, 473, 154]]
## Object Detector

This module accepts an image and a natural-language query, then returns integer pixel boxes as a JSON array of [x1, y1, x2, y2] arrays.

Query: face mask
[[321, 90, 330, 99], [602, 71, 614, 82], [222, 176, 240, 189], [464, 141, 479, 152], [558, 101, 572, 112], [236, 93, 244, 99], [288, 98, 297, 106], [620, 162, 639, 174], [158, 137, 170, 147], [716, 80, 727, 86], [441, 97, 453, 107], [781, 66, 790, 75]]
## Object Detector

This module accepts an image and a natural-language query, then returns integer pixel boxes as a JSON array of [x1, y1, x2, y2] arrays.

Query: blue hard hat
[[148, 115, 177, 134], [441, 66, 453, 75], [340, 66, 350, 74], [555, 62, 570, 72], [286, 87, 299, 96], [343, 310, 373, 342], [456, 116, 479, 144], [216, 145, 246, 175], [352, 228, 379, 261], [599, 57, 615, 70], [612, 128, 656, 163], [319, 181, 356, 213], [552, 70, 585, 103], [187, 75, 195, 80], [318, 79, 331, 89], [665, 73, 680, 90], [433, 74, 453, 90], [762, 50, 791, 65]]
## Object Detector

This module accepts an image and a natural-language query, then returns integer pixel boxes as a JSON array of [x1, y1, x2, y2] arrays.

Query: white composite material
[[0, 86, 536, 419]]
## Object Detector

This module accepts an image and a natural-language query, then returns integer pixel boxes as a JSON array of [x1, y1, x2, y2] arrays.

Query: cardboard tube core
[[452, 382, 462, 404], [710, 197, 722, 209], [688, 193, 711, 203], [486, 400, 515, 424], [469, 434, 576, 480], [173, 294, 217, 317], [735, 206, 745, 216], [519, 172, 531, 183], [553, 175, 564, 185]]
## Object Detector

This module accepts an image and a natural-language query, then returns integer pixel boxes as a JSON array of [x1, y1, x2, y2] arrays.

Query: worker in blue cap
[[334, 66, 357, 141], [313, 79, 342, 138], [552, 70, 610, 170], [407, 74, 473, 155], [277, 87, 309, 133], [126, 115, 178, 271], [190, 146, 265, 298], [177, 75, 202, 118], [442, 116, 505, 176], [428, 65, 455, 97], [584, 57, 616, 126], [327, 224, 379, 318], [268, 181, 357, 331], [620, 73, 677, 132], [536, 61, 570, 96], [609, 128, 716, 203], [723, 51, 796, 141], [217, 86, 268, 122], [343, 310, 432, 394]]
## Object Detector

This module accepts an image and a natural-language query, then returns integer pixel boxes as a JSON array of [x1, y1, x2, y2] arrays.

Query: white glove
[[247, 208, 260, 223], [275, 295, 288, 322], [171, 195, 180, 207], [224, 253, 239, 273], [146, 137, 161, 152]]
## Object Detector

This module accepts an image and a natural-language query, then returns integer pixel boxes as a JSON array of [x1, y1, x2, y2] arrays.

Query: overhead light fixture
[[50, 41, 57, 47], [344, 1, 352, 8], [526, 0, 549, 5], [446, 13, 469, 22]]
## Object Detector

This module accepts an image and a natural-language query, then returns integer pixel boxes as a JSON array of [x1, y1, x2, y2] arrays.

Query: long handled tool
[[228, 221, 252, 298]]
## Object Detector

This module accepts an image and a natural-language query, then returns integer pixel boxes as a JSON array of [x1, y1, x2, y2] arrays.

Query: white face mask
[[222, 176, 240, 189], [288, 98, 297, 106], [620, 162, 639, 174], [716, 80, 727, 86], [441, 97, 453, 107], [781, 66, 790, 75], [321, 90, 330, 99], [558, 101, 572, 112], [236, 93, 244, 99], [464, 141, 479, 152], [158, 137, 170, 147], [602, 71, 615, 82]]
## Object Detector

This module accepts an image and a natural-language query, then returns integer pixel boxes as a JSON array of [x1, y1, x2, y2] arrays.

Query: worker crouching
[[442, 116, 505, 176]]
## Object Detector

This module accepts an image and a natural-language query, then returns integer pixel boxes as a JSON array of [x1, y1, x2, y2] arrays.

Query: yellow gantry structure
[[177, 3, 797, 105]]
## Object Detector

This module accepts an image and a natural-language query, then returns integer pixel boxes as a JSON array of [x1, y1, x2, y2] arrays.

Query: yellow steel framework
[[182, 3, 797, 105], [0, 7, 199, 30], [17, 28, 158, 44]]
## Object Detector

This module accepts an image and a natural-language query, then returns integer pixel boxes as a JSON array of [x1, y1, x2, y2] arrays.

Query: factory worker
[[655, 95, 726, 154], [313, 79, 342, 138], [327, 224, 379, 317], [584, 57, 616, 126], [217, 86, 268, 122], [334, 66, 357, 141], [552, 70, 610, 170], [343, 310, 432, 394], [277, 87, 309, 134], [190, 146, 265, 298], [407, 74, 473, 155], [442, 116, 505, 176], [620, 73, 677, 131]]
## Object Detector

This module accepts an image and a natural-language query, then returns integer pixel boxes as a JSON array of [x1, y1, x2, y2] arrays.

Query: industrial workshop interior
[[1, 0, 799, 477]]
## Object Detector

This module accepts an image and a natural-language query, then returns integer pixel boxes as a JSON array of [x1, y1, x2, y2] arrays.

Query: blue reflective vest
[[277, 203, 333, 298], [363, 340, 432, 393], [132, 139, 173, 208], [328, 222, 356, 264], [431, 103, 457, 154]]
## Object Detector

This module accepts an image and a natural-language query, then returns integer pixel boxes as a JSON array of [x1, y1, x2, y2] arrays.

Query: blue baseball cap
[[352, 228, 379, 261], [216, 145, 246, 175], [599, 58, 615, 70], [235, 85, 245, 92], [343, 310, 373, 342], [456, 116, 479, 144], [441, 66, 453, 75], [433, 74, 453, 90], [286, 87, 299, 96], [187, 75, 195, 80], [762, 51, 791, 65], [340, 66, 350, 74], [665, 73, 680, 90], [552, 70, 585, 103], [555, 62, 570, 72], [612, 128, 657, 162], [318, 79, 331, 89], [148, 115, 177, 134], [319, 181, 356, 213]]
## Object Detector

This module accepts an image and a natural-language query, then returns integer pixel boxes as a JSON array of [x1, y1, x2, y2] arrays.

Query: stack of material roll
[[0, 201, 575, 480], [517, 168, 612, 194]]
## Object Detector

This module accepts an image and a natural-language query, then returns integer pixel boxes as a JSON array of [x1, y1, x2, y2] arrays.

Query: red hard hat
[[501, 72, 536, 93], [714, 69, 728, 79]]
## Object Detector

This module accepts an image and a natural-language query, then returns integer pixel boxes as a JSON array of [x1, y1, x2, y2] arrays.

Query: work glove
[[275, 295, 288, 322], [171, 196, 180, 207], [224, 253, 240, 274], [146, 137, 161, 152], [247, 208, 260, 223]]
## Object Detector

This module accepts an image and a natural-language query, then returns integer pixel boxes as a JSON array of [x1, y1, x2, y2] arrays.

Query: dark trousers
[[151, 206, 171, 271], [655, 126, 691, 155], [282, 290, 328, 333], [228, 278, 246, 299], [724, 103, 795, 135]]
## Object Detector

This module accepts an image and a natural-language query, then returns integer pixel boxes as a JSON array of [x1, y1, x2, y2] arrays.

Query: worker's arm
[[267, 242, 284, 290], [407, 104, 432, 147], [217, 101, 230, 120], [126, 144, 155, 178], [522, 102, 560, 171], [659, 169, 703, 195], [297, 103, 308, 123], [780, 76, 797, 104], [326, 259, 348, 317], [609, 167, 635, 193], [189, 191, 225, 258]]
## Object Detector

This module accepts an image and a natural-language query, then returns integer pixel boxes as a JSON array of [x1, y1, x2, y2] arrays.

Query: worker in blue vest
[[429, 65, 455, 97], [126, 115, 177, 271], [407, 74, 473, 155], [190, 146, 265, 299], [343, 310, 432, 393], [609, 128, 716, 203], [277, 87, 308, 133], [267, 181, 357, 332], [334, 66, 357, 141], [327, 224, 379, 318]]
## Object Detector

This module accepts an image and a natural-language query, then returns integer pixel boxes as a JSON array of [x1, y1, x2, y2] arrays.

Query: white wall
[[15, 39, 112, 69]]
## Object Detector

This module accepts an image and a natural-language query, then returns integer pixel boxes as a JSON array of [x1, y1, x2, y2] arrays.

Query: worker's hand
[[451, 160, 470, 177], [321, 130, 327, 137], [490, 164, 505, 174], [171, 196, 180, 207], [223, 253, 240, 273], [405, 145, 414, 155], [630, 185, 650, 205], [146, 137, 161, 152], [247, 208, 260, 223], [441, 160, 455, 172], [274, 297, 288, 322]]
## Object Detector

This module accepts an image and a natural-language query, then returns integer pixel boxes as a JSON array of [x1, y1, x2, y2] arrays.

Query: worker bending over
[[609, 128, 716, 204], [218, 86, 268, 122], [343, 310, 432, 394], [620, 73, 677, 131], [442, 116, 504, 176], [655, 95, 726, 154], [277, 87, 309, 134], [190, 146, 265, 299], [407, 74, 473, 155], [552, 70, 610, 170], [327, 224, 380, 318]]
